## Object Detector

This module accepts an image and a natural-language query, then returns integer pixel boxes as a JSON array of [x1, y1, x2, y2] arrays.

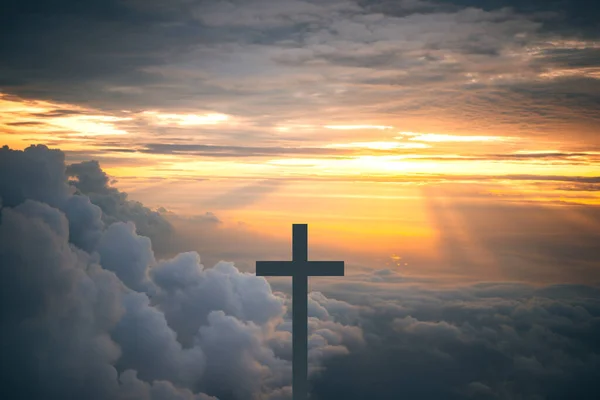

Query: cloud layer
[[2, 0, 599, 154], [311, 279, 600, 400], [0, 145, 362, 400], [2, 144, 600, 400]]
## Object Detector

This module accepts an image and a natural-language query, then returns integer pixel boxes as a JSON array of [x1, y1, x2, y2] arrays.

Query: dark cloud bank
[[2, 0, 600, 134], [1, 144, 600, 399]]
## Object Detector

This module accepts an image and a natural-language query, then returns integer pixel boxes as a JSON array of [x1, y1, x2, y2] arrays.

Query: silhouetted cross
[[256, 224, 345, 400]]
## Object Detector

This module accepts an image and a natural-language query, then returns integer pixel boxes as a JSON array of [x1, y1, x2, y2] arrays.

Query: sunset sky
[[2, 0, 599, 285], [1, 1, 599, 399]]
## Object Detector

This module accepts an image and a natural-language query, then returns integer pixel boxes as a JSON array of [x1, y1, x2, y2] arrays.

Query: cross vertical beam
[[256, 224, 345, 400], [292, 224, 308, 400]]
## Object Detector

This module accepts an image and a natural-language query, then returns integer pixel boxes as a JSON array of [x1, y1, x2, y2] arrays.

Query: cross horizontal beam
[[256, 261, 345, 277]]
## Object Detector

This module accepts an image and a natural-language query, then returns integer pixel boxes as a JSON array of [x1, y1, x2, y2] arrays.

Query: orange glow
[[324, 125, 394, 130], [398, 132, 515, 143], [326, 141, 431, 150], [141, 111, 231, 126], [53, 115, 132, 136], [2, 91, 599, 283]]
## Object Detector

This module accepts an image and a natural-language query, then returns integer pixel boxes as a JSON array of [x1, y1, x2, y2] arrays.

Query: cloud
[[112, 291, 207, 388], [0, 144, 105, 251], [66, 159, 174, 254], [2, 0, 599, 149], [137, 143, 340, 158], [191, 211, 223, 224], [2, 144, 600, 400], [0, 145, 362, 400], [310, 281, 600, 400], [0, 200, 127, 400], [97, 222, 156, 291], [0, 144, 173, 253]]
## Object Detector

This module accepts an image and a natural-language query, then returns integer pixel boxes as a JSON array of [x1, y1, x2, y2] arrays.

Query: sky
[[1, 1, 599, 399]]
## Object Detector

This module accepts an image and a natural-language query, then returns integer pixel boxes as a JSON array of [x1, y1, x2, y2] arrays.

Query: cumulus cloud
[[1, 144, 599, 399], [0, 144, 105, 251], [0, 200, 127, 400], [66, 159, 173, 252], [0, 145, 362, 400]]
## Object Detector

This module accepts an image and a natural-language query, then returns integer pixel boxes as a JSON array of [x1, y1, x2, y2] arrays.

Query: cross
[[256, 224, 344, 400]]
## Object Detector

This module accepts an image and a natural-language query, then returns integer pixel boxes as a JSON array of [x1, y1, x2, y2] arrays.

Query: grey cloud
[[139, 143, 341, 157], [151, 256, 287, 347], [0, 145, 105, 251], [62, 193, 106, 251], [119, 371, 217, 400], [1, 145, 365, 400], [390, 152, 600, 163], [370, 268, 400, 282], [1, 0, 597, 124], [358, 0, 441, 16], [194, 0, 327, 29], [0, 144, 71, 208], [0, 146, 172, 254], [196, 311, 284, 400], [29, 108, 89, 118], [67, 160, 174, 255], [439, 0, 600, 38], [98, 222, 156, 291], [537, 47, 600, 69], [362, 0, 600, 38], [112, 291, 207, 388], [191, 212, 223, 224], [311, 282, 600, 400], [3, 143, 600, 400], [0, 202, 126, 400], [5, 121, 45, 126], [0, 0, 212, 107], [0, 0, 598, 159], [126, 144, 600, 164]]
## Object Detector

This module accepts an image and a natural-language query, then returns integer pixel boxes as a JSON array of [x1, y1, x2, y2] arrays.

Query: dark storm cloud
[[361, 0, 600, 36], [441, 0, 600, 37], [538, 47, 600, 69], [0, 0, 212, 106], [2, 0, 599, 127], [0, 0, 340, 109]]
